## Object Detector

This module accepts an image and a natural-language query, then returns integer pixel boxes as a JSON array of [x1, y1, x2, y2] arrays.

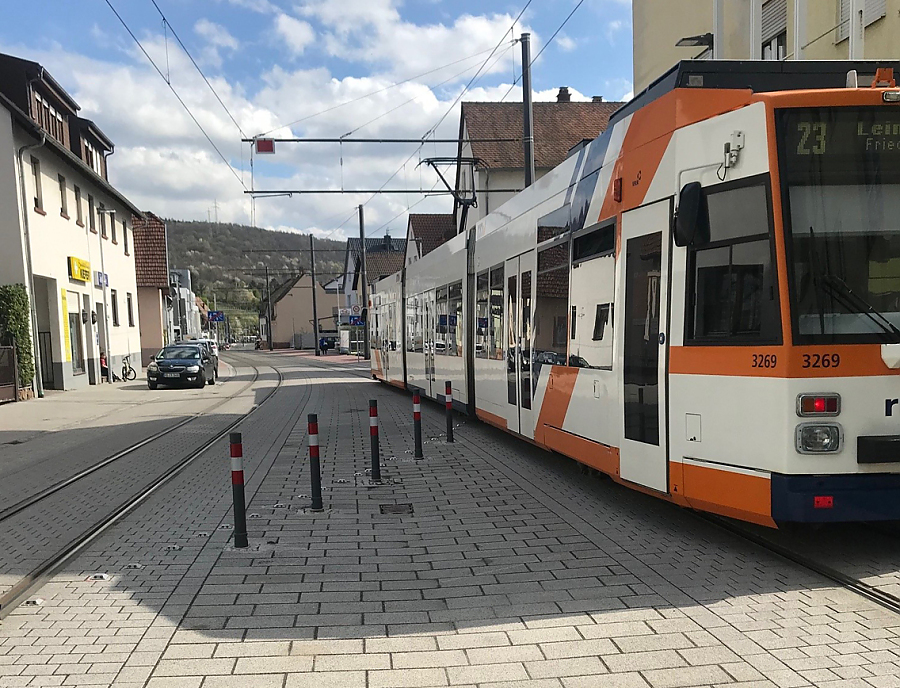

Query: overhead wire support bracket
[[242, 137, 520, 144], [418, 157, 482, 208]]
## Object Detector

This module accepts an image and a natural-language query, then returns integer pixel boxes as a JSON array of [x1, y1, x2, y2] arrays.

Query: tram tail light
[[884, 91, 900, 103], [796, 423, 842, 454], [797, 393, 840, 417], [813, 496, 834, 509]]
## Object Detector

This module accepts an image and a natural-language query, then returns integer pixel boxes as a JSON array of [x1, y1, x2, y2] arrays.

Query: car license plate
[[164, 373, 180, 378]]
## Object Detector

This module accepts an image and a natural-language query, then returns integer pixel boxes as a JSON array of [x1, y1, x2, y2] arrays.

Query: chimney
[[591, 95, 604, 102], [557, 87, 571, 103], [383, 233, 391, 250]]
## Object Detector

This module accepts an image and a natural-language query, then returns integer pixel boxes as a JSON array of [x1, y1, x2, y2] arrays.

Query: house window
[[127, 293, 134, 327], [88, 195, 96, 232], [31, 157, 43, 211], [112, 217, 118, 243], [123, 221, 129, 254], [836, 0, 886, 42], [111, 289, 119, 326], [686, 181, 781, 343], [58, 175, 68, 218], [100, 204, 108, 238], [84, 140, 103, 175], [74, 186, 83, 225], [761, 0, 787, 59]]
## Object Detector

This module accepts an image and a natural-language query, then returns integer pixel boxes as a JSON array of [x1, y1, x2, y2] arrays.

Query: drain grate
[[380, 503, 414, 515]]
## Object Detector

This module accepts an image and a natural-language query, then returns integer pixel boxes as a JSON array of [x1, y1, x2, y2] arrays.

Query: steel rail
[[702, 514, 900, 616], [0, 355, 284, 618], [0, 365, 258, 525]]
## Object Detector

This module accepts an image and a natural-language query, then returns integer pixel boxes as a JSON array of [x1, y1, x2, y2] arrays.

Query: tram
[[369, 60, 900, 527]]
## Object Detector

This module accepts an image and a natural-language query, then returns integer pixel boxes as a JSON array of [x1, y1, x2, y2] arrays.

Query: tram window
[[687, 182, 780, 343], [570, 252, 615, 369], [476, 271, 489, 359], [448, 281, 463, 357], [593, 304, 611, 341], [490, 265, 504, 360], [406, 295, 418, 353], [573, 221, 615, 262], [436, 286, 448, 355], [535, 242, 570, 368], [538, 206, 570, 244]]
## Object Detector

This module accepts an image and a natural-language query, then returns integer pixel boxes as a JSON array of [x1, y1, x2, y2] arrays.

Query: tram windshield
[[778, 107, 900, 343]]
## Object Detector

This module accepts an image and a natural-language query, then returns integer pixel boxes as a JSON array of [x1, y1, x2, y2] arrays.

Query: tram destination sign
[[779, 107, 900, 185]]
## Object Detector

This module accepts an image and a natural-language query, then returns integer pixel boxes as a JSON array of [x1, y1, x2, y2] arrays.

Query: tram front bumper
[[771, 472, 900, 523]]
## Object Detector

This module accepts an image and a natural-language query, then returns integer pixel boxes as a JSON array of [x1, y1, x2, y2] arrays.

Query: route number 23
[[797, 122, 827, 155]]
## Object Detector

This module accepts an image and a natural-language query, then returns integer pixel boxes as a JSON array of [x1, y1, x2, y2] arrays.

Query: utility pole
[[358, 204, 370, 360], [97, 209, 115, 383], [521, 32, 535, 189], [213, 292, 218, 343], [265, 264, 273, 350], [310, 234, 321, 356]]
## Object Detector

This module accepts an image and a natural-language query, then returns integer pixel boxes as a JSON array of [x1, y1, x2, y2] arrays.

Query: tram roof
[[612, 59, 900, 126]]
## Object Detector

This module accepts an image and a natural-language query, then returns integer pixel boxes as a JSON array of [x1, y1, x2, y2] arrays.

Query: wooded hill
[[165, 219, 346, 334]]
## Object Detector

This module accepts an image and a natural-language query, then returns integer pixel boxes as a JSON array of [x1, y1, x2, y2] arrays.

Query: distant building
[[0, 52, 142, 390], [169, 268, 202, 340], [132, 212, 172, 365], [455, 90, 624, 232], [633, 0, 900, 93], [405, 213, 455, 267], [258, 274, 341, 349], [340, 235, 407, 308]]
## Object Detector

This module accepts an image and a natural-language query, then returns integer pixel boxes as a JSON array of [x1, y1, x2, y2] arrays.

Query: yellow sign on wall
[[60, 289, 72, 363], [67, 256, 91, 282]]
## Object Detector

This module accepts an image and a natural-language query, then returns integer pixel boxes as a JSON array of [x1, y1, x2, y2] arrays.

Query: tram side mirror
[[674, 182, 710, 248]]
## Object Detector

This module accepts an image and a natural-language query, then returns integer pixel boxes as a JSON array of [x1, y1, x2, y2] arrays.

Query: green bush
[[0, 284, 35, 387]]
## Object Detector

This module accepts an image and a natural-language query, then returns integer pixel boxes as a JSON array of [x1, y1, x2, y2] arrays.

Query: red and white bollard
[[369, 400, 381, 482], [445, 381, 454, 443], [308, 414, 324, 512], [413, 393, 424, 459], [229, 432, 248, 548]]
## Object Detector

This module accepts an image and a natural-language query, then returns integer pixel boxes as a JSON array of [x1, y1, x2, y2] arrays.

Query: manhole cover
[[379, 503, 414, 515]]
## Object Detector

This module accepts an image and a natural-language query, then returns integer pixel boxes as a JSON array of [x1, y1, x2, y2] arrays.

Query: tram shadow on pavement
[[8, 359, 900, 686]]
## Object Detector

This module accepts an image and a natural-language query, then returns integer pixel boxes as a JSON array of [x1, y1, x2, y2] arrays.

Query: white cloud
[[275, 13, 316, 55], [195, 19, 239, 50], [556, 34, 577, 53]]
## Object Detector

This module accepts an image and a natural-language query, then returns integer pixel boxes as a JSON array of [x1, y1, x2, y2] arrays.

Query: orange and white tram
[[370, 60, 900, 526]]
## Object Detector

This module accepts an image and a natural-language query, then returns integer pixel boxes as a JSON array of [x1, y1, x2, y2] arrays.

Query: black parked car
[[147, 344, 216, 389]]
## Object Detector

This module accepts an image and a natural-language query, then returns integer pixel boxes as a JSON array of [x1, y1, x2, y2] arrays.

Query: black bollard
[[369, 400, 381, 483], [413, 393, 424, 459], [445, 381, 454, 443], [229, 432, 249, 548], [308, 414, 324, 512]]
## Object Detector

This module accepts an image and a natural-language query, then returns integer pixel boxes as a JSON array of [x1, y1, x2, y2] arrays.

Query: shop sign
[[94, 271, 109, 288], [67, 257, 91, 282]]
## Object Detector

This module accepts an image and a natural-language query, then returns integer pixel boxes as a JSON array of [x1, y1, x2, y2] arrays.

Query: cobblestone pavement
[[0, 357, 271, 600], [0, 358, 243, 508], [2, 353, 900, 687]]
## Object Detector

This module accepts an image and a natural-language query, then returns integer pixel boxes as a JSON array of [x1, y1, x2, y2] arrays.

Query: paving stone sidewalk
[[2, 354, 900, 688]]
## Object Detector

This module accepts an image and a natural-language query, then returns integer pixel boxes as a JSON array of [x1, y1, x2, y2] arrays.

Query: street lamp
[[97, 208, 115, 383], [676, 32, 714, 59]]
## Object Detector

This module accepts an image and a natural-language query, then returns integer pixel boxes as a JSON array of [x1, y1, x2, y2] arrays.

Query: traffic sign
[[349, 316, 364, 326], [208, 310, 225, 322], [351, 304, 361, 315]]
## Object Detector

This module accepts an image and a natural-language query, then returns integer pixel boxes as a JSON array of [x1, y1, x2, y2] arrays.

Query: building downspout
[[17, 132, 47, 398]]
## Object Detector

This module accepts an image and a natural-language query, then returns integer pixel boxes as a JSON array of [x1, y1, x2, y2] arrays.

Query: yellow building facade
[[634, 0, 900, 93]]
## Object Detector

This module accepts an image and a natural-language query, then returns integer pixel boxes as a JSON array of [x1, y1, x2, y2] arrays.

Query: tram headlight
[[795, 423, 842, 454]]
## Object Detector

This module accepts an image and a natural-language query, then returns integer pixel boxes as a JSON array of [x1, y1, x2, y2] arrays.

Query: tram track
[[0, 353, 284, 619], [702, 514, 900, 617]]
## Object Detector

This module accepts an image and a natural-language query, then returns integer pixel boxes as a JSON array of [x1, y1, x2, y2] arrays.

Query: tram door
[[423, 290, 436, 397], [505, 250, 535, 436], [616, 199, 671, 493]]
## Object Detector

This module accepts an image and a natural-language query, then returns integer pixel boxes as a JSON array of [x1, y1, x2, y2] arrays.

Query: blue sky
[[0, 0, 634, 238]]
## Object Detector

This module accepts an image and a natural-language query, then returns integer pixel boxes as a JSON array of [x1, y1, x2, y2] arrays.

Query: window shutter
[[837, 0, 886, 41], [761, 0, 787, 44]]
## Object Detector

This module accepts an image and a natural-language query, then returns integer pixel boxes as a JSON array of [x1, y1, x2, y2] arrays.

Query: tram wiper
[[821, 274, 900, 342]]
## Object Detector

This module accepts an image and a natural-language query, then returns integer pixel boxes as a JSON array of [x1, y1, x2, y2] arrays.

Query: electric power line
[[103, 0, 246, 190], [148, 0, 247, 138], [256, 44, 510, 138], [500, 0, 586, 103]]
